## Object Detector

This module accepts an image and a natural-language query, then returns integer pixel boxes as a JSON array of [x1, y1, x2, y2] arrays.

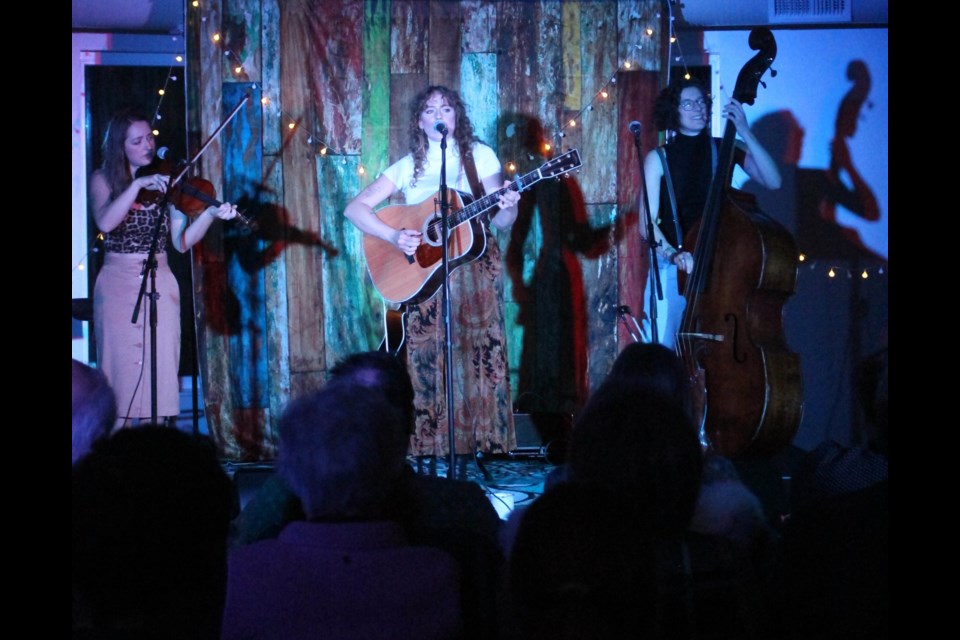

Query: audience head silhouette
[[568, 381, 703, 536], [72, 426, 235, 639], [276, 376, 409, 520], [72, 358, 116, 465], [606, 342, 695, 422], [329, 350, 415, 435], [509, 481, 657, 639]]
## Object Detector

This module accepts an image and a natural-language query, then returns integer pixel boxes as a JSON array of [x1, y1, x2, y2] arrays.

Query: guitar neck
[[448, 166, 543, 227]]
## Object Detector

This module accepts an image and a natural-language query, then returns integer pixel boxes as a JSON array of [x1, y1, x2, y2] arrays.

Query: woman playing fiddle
[[90, 107, 237, 429]]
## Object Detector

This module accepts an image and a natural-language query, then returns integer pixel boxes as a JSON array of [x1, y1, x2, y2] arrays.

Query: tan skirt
[[93, 252, 181, 419]]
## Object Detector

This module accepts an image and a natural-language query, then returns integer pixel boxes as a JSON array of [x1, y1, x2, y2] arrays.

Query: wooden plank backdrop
[[190, 0, 666, 460]]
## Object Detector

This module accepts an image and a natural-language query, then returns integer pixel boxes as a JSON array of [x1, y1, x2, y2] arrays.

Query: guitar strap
[[656, 147, 684, 252], [657, 139, 718, 252], [462, 152, 485, 201]]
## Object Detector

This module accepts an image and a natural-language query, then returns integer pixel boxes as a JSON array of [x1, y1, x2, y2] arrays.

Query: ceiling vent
[[769, 0, 851, 24]]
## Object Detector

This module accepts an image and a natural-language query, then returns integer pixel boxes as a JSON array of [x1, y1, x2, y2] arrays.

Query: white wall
[[704, 28, 888, 259]]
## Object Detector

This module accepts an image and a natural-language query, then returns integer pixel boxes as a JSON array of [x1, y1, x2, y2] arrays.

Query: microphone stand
[[131, 180, 173, 425], [436, 127, 458, 480], [633, 124, 661, 345], [130, 91, 251, 426]]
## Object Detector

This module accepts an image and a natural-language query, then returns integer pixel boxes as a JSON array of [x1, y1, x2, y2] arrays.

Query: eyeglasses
[[679, 98, 707, 111]]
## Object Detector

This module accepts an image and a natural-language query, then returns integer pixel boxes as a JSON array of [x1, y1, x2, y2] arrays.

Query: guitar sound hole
[[423, 215, 444, 247]]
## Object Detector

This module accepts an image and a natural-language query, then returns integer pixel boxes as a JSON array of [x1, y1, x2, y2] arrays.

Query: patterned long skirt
[[404, 231, 515, 456]]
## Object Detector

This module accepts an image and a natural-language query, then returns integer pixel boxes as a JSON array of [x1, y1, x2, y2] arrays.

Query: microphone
[[155, 146, 171, 160], [628, 121, 642, 135], [432, 121, 449, 135]]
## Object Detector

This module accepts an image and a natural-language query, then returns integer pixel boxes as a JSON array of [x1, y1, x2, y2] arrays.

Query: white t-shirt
[[381, 138, 502, 204]]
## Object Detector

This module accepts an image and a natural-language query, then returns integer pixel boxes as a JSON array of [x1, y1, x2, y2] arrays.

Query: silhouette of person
[[742, 61, 883, 264], [502, 113, 610, 422]]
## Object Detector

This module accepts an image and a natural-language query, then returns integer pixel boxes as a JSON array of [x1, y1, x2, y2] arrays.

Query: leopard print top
[[102, 201, 169, 254]]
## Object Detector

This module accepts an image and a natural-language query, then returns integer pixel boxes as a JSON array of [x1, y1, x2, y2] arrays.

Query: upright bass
[[679, 28, 803, 457]]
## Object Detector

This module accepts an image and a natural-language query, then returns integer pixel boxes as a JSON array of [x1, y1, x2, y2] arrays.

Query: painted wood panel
[[428, 0, 461, 89], [362, 0, 391, 183], [193, 0, 233, 455], [461, 0, 496, 54], [223, 82, 270, 458], [260, 159, 289, 454], [222, 0, 262, 83], [460, 53, 498, 153], [279, 0, 325, 388], [319, 155, 380, 368], [581, 203, 620, 397], [561, 1, 581, 112], [617, 0, 661, 72], [261, 0, 282, 156], [391, 1, 429, 74], [578, 0, 618, 204], [310, 0, 364, 155]]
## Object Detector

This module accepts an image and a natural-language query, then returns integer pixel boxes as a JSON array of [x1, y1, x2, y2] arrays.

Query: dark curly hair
[[652, 77, 713, 132], [407, 85, 480, 187]]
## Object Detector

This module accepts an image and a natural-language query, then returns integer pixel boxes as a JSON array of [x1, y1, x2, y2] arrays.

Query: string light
[[665, 10, 692, 87], [800, 255, 887, 281], [73, 234, 104, 272], [555, 7, 660, 142], [146, 65, 181, 138]]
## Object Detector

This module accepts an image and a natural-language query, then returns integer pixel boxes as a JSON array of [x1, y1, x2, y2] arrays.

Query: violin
[[135, 158, 258, 230]]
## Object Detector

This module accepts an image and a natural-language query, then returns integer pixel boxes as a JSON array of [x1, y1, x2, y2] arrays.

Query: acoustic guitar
[[363, 149, 582, 305]]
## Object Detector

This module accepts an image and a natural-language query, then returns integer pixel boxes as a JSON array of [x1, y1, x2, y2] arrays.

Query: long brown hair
[[406, 85, 480, 187], [99, 107, 151, 199]]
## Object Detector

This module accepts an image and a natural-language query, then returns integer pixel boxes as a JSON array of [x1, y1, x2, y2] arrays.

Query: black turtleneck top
[[658, 130, 720, 249]]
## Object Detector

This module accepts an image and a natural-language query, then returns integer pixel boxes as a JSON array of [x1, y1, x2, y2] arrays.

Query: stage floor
[[224, 454, 558, 523]]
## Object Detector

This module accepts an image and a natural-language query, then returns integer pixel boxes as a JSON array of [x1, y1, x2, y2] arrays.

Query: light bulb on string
[[861, 270, 869, 279], [828, 268, 836, 278]]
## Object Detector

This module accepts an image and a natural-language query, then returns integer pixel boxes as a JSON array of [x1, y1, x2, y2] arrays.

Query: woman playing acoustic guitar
[[344, 86, 520, 475]]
